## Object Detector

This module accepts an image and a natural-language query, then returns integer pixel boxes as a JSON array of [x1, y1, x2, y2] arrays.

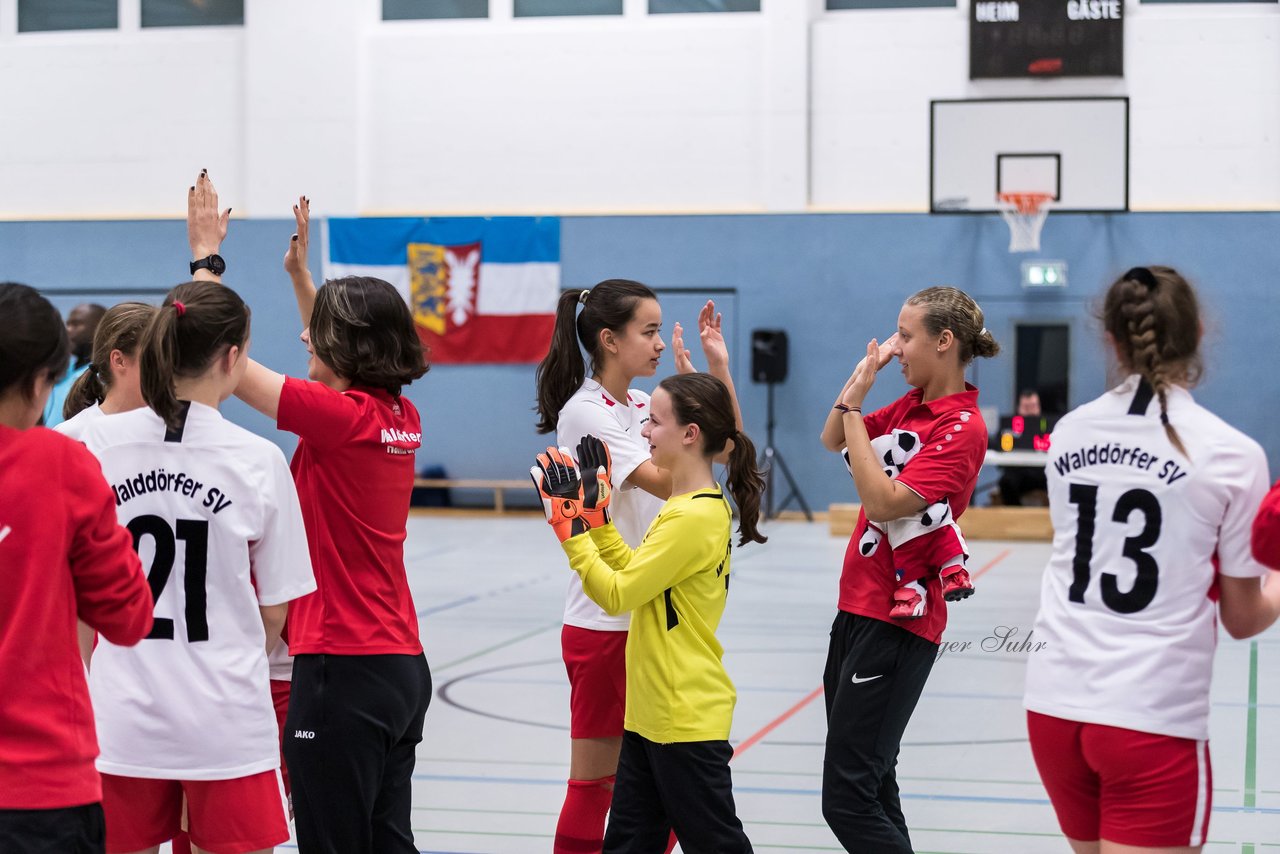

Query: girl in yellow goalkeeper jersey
[[532, 372, 766, 854]]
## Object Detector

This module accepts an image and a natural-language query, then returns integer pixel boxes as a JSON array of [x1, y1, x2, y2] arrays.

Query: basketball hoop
[[997, 192, 1053, 253]]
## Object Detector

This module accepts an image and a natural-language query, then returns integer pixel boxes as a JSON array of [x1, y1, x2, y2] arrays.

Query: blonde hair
[[63, 302, 157, 419], [904, 286, 1000, 363]]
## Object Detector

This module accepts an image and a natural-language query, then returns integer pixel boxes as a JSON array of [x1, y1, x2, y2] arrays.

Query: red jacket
[[0, 426, 153, 809], [1254, 478, 1280, 570]]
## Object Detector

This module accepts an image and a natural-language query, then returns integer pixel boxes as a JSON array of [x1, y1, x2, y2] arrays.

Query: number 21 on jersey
[[128, 515, 210, 642]]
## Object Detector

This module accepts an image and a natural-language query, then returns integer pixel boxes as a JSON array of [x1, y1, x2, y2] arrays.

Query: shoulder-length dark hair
[[659, 373, 767, 548], [534, 279, 657, 434], [139, 282, 250, 431], [310, 276, 428, 397], [0, 282, 70, 402]]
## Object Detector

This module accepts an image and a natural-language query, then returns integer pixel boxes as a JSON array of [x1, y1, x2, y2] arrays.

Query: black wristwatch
[[190, 254, 226, 276]]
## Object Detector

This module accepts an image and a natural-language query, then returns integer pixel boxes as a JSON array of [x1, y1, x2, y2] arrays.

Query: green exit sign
[[1022, 261, 1067, 288]]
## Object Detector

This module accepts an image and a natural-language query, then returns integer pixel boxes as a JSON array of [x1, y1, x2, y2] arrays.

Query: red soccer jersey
[[837, 385, 987, 643], [0, 426, 153, 809], [1254, 478, 1280, 570], [277, 377, 423, 656]]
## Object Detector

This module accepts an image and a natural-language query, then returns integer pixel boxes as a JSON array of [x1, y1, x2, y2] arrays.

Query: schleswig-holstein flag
[[325, 217, 559, 364]]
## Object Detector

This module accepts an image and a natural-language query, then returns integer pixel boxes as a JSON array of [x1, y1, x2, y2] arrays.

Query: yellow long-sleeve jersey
[[561, 486, 736, 744]]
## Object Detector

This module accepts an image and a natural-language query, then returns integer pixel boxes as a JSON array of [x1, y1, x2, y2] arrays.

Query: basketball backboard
[[930, 97, 1129, 214]]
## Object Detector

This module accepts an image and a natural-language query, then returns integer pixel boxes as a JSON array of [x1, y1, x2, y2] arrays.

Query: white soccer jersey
[[556, 380, 666, 631], [53, 402, 103, 441], [1024, 376, 1271, 740], [81, 402, 315, 779]]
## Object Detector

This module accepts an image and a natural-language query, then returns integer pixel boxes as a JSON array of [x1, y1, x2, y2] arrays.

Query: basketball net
[[997, 192, 1053, 253]]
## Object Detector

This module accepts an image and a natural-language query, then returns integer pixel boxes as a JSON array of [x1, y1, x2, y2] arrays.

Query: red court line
[[732, 549, 1013, 760], [733, 685, 825, 760], [971, 547, 1012, 581]]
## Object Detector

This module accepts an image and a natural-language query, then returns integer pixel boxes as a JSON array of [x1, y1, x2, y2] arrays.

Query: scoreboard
[[971, 0, 1124, 79]]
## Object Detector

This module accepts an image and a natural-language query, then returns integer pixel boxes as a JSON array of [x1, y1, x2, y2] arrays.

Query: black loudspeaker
[[751, 329, 788, 384]]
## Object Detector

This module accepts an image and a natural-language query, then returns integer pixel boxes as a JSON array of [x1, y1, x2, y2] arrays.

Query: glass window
[[141, 0, 244, 28], [383, 0, 489, 20], [19, 0, 118, 32], [650, 0, 760, 11], [514, 0, 623, 16], [827, 0, 952, 8]]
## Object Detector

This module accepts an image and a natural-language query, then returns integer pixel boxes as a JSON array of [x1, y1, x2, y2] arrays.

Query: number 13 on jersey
[[1067, 483, 1163, 615]]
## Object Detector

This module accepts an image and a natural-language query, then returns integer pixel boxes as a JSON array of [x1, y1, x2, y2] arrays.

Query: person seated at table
[[997, 389, 1050, 506]]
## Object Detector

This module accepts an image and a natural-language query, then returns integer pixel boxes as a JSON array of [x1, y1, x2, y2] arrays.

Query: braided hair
[[1101, 266, 1202, 459]]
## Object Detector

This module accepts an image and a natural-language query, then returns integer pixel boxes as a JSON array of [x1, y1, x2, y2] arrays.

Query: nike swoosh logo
[[851, 673, 882, 684]]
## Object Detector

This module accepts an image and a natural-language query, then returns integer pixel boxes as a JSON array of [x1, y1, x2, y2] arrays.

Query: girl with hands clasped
[[532, 373, 766, 854], [533, 280, 743, 854], [818, 287, 999, 853]]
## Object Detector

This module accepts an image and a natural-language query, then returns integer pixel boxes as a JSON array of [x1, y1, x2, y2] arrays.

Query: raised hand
[[576, 434, 613, 529], [283, 196, 311, 282], [530, 446, 588, 542], [187, 169, 231, 261], [697, 300, 729, 373], [671, 322, 695, 374]]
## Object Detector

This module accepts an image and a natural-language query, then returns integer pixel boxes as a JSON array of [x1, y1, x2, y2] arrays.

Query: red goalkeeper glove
[[530, 446, 589, 542], [577, 434, 613, 530]]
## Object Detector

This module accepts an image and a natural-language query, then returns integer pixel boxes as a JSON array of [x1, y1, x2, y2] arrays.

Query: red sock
[[554, 775, 615, 854]]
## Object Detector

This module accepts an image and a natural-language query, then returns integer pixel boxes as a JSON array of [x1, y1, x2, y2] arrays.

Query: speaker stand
[[759, 382, 813, 521]]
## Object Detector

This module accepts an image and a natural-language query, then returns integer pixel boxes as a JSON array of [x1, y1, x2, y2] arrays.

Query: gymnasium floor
[[276, 514, 1279, 853]]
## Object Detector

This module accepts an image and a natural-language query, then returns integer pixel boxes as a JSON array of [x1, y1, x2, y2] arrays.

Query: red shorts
[[270, 678, 291, 795], [562, 624, 627, 739], [101, 770, 289, 854], [1027, 711, 1212, 847]]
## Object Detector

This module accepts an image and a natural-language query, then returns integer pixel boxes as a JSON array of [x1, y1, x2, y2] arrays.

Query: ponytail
[[63, 365, 107, 420], [726, 429, 767, 546], [139, 303, 185, 431], [138, 282, 250, 432], [535, 290, 587, 434], [658, 373, 767, 547]]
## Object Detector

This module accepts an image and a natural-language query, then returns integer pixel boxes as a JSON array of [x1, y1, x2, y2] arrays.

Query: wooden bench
[[828, 503, 1052, 541], [412, 478, 530, 513]]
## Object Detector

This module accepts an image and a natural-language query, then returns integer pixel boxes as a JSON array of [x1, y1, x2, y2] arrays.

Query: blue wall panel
[[4, 211, 1277, 512]]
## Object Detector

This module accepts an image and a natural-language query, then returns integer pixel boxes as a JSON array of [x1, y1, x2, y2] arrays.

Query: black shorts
[[0, 802, 105, 854]]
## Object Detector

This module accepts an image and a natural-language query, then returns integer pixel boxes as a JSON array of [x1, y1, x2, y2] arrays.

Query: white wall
[[0, 0, 1275, 218], [811, 1, 1280, 212]]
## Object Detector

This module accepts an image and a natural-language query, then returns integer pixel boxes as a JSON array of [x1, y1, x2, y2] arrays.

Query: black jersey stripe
[[164, 401, 192, 443], [1128, 378, 1155, 416], [691, 492, 723, 500]]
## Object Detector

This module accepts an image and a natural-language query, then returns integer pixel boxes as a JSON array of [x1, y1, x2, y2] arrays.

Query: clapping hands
[[839, 334, 898, 409], [672, 300, 728, 375]]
